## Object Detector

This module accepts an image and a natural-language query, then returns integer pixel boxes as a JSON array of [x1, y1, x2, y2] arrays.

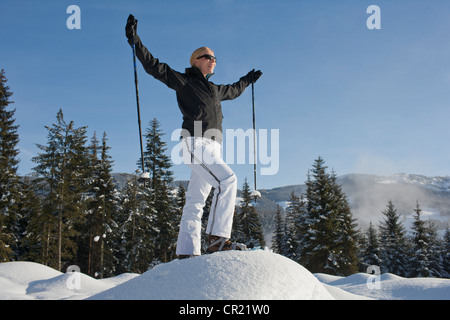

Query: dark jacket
[[133, 36, 253, 142]]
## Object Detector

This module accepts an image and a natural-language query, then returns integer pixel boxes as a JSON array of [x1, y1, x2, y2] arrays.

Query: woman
[[125, 15, 262, 258]]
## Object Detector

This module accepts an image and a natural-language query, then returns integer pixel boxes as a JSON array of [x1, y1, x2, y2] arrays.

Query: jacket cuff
[[240, 74, 252, 87], [127, 34, 141, 47]]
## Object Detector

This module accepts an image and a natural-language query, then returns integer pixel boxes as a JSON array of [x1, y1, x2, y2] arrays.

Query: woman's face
[[194, 48, 216, 76]]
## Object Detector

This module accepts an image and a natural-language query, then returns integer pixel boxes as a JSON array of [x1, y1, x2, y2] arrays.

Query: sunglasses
[[197, 54, 217, 62]]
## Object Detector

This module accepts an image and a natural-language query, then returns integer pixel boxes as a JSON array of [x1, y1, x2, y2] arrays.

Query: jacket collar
[[186, 66, 214, 80]]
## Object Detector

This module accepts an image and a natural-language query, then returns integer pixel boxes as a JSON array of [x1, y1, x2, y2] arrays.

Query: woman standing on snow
[[125, 15, 262, 258]]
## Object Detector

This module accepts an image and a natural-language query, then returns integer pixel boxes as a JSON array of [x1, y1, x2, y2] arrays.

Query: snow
[[140, 172, 150, 179], [89, 250, 333, 300], [250, 190, 261, 199], [1, 251, 449, 300], [0, 261, 138, 300], [315, 272, 450, 300]]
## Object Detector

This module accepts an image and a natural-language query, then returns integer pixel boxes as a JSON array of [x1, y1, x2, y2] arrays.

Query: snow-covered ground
[[0, 250, 449, 300]]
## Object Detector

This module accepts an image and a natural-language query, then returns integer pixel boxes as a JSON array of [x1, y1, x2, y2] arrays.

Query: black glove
[[125, 14, 138, 44], [245, 69, 262, 84]]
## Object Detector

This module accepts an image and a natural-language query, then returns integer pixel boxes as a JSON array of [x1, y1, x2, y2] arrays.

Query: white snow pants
[[176, 137, 237, 256]]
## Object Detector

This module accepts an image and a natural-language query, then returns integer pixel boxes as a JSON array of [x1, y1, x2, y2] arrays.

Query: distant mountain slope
[[257, 173, 450, 233]]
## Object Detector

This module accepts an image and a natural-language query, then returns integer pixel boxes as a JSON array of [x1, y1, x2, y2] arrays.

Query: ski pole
[[251, 70, 257, 197], [131, 42, 147, 186]]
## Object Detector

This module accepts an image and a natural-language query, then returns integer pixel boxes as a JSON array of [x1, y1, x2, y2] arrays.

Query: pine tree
[[32, 109, 90, 270], [301, 157, 358, 275], [282, 191, 306, 262], [0, 69, 21, 262], [302, 158, 333, 272], [360, 222, 382, 271], [201, 189, 214, 250], [173, 182, 186, 232], [115, 172, 156, 274], [174, 183, 186, 217], [235, 179, 265, 248], [378, 200, 409, 276], [142, 118, 176, 263], [409, 201, 443, 277], [140, 118, 173, 189], [442, 228, 450, 278], [329, 172, 359, 275], [424, 222, 444, 278], [271, 205, 284, 254], [80, 132, 118, 277], [17, 176, 45, 263]]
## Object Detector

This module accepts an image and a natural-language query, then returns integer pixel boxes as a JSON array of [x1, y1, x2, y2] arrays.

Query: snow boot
[[206, 235, 247, 253], [177, 255, 199, 260]]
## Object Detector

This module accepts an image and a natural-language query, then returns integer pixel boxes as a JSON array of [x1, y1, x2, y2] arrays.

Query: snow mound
[[315, 272, 450, 300], [26, 273, 113, 300], [0, 261, 62, 286], [1, 255, 449, 300], [89, 250, 335, 300], [98, 273, 139, 286], [314, 273, 344, 284], [325, 273, 372, 287], [0, 261, 138, 300]]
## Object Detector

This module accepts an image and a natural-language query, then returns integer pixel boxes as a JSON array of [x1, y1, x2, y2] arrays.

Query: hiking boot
[[177, 255, 199, 260], [206, 235, 247, 253]]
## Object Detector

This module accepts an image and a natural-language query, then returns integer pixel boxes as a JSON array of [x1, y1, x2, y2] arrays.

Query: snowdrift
[[0, 261, 138, 300], [315, 272, 450, 300], [1, 250, 449, 300], [89, 250, 334, 300]]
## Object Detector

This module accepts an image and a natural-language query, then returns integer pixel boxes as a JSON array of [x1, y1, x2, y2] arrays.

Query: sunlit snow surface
[[1, 251, 449, 300]]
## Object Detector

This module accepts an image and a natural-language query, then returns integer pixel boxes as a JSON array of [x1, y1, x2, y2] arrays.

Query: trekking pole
[[252, 69, 261, 203], [131, 42, 147, 186], [251, 71, 258, 201]]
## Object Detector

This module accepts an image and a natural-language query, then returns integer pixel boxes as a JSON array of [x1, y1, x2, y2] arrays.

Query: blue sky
[[1, 0, 450, 189]]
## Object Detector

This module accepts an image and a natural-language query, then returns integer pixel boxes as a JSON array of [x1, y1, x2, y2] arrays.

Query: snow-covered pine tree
[[302, 158, 334, 273], [16, 176, 44, 263], [114, 172, 156, 274], [235, 179, 265, 248], [32, 109, 90, 271], [301, 157, 358, 276], [201, 189, 214, 250], [378, 200, 409, 276], [80, 132, 118, 278], [77, 132, 100, 274], [424, 221, 444, 278], [97, 132, 120, 277], [231, 203, 244, 245], [329, 172, 359, 275], [442, 228, 450, 278], [140, 118, 173, 190], [282, 191, 306, 262], [142, 118, 177, 263], [360, 222, 382, 272], [409, 201, 443, 277], [174, 182, 186, 215], [281, 192, 297, 260], [173, 182, 186, 230], [0, 69, 21, 262], [271, 205, 284, 254]]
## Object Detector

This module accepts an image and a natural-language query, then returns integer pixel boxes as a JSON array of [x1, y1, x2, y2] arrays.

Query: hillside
[[257, 173, 450, 234]]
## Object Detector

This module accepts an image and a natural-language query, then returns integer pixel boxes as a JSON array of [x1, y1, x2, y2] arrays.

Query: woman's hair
[[190, 47, 211, 67]]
